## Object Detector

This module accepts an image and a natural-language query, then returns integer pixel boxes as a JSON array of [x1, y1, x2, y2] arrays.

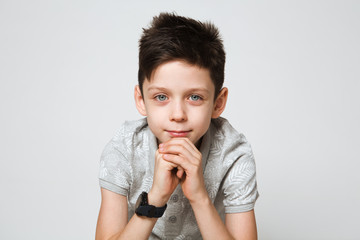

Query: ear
[[134, 85, 147, 116], [211, 87, 228, 118]]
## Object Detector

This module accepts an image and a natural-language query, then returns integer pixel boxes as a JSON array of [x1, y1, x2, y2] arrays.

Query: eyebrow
[[147, 86, 168, 92], [147, 86, 211, 94]]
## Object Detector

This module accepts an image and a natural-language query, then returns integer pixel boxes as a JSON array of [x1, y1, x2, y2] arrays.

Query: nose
[[170, 101, 187, 122]]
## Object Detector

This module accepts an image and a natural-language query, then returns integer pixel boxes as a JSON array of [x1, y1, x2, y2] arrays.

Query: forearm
[[105, 214, 157, 240], [96, 209, 157, 240], [107, 191, 168, 240], [190, 196, 234, 240]]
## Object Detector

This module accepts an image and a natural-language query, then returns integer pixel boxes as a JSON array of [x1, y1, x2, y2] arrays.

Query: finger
[[177, 166, 184, 179], [157, 151, 180, 171], [162, 153, 197, 173], [160, 142, 192, 158], [177, 137, 200, 154], [162, 138, 199, 155], [160, 139, 201, 164], [161, 145, 201, 166]]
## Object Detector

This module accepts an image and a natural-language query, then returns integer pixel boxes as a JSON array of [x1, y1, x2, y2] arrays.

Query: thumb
[[176, 166, 185, 179]]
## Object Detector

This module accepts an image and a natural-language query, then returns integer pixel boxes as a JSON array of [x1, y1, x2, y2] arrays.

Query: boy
[[96, 13, 259, 240]]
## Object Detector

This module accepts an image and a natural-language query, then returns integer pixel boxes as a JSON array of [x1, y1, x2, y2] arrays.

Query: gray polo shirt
[[99, 117, 259, 240]]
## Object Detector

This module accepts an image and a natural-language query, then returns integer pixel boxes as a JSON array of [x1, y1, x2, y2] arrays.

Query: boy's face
[[135, 60, 227, 146]]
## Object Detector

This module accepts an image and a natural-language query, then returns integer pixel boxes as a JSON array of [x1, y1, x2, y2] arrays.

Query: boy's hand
[[148, 149, 180, 207], [159, 138, 208, 204]]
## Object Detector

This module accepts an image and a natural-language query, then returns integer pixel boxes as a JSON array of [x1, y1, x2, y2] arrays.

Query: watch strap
[[135, 204, 167, 218], [135, 192, 167, 218], [153, 204, 167, 218]]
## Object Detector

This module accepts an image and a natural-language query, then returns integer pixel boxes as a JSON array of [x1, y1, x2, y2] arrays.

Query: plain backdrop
[[0, 0, 359, 239]]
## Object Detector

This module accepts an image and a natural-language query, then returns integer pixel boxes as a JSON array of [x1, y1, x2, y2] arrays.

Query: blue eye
[[155, 95, 168, 101], [190, 95, 201, 101]]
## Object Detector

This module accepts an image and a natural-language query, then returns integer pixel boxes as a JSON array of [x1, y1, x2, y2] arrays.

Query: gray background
[[1, 0, 359, 239]]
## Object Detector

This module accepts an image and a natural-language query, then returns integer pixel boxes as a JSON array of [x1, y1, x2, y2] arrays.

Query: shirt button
[[168, 215, 177, 223], [171, 194, 179, 202]]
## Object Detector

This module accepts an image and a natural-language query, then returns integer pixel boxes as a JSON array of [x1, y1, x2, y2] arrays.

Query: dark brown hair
[[138, 12, 226, 98]]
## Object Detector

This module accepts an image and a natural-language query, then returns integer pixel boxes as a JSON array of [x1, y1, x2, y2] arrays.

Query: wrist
[[148, 189, 168, 207], [188, 192, 211, 208]]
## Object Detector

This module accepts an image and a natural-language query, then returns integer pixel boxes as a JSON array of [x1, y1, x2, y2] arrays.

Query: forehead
[[143, 61, 215, 92]]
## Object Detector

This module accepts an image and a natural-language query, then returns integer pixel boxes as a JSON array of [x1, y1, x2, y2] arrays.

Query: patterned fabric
[[99, 117, 259, 239]]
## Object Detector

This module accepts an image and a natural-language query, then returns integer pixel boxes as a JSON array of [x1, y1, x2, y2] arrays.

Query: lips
[[166, 130, 191, 137]]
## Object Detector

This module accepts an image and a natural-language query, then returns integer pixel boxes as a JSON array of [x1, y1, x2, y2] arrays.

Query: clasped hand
[[150, 138, 208, 205]]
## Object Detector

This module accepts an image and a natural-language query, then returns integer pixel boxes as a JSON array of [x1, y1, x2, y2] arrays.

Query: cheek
[[190, 108, 212, 126], [193, 104, 213, 118], [146, 107, 166, 126]]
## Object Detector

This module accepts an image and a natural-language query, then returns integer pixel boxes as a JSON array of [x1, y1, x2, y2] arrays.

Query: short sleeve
[[222, 150, 259, 213], [98, 139, 132, 196]]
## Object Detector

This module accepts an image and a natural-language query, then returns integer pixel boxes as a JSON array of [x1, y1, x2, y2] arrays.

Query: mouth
[[166, 130, 191, 137]]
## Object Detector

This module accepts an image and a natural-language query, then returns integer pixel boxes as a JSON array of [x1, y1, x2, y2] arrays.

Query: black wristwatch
[[135, 192, 167, 218]]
